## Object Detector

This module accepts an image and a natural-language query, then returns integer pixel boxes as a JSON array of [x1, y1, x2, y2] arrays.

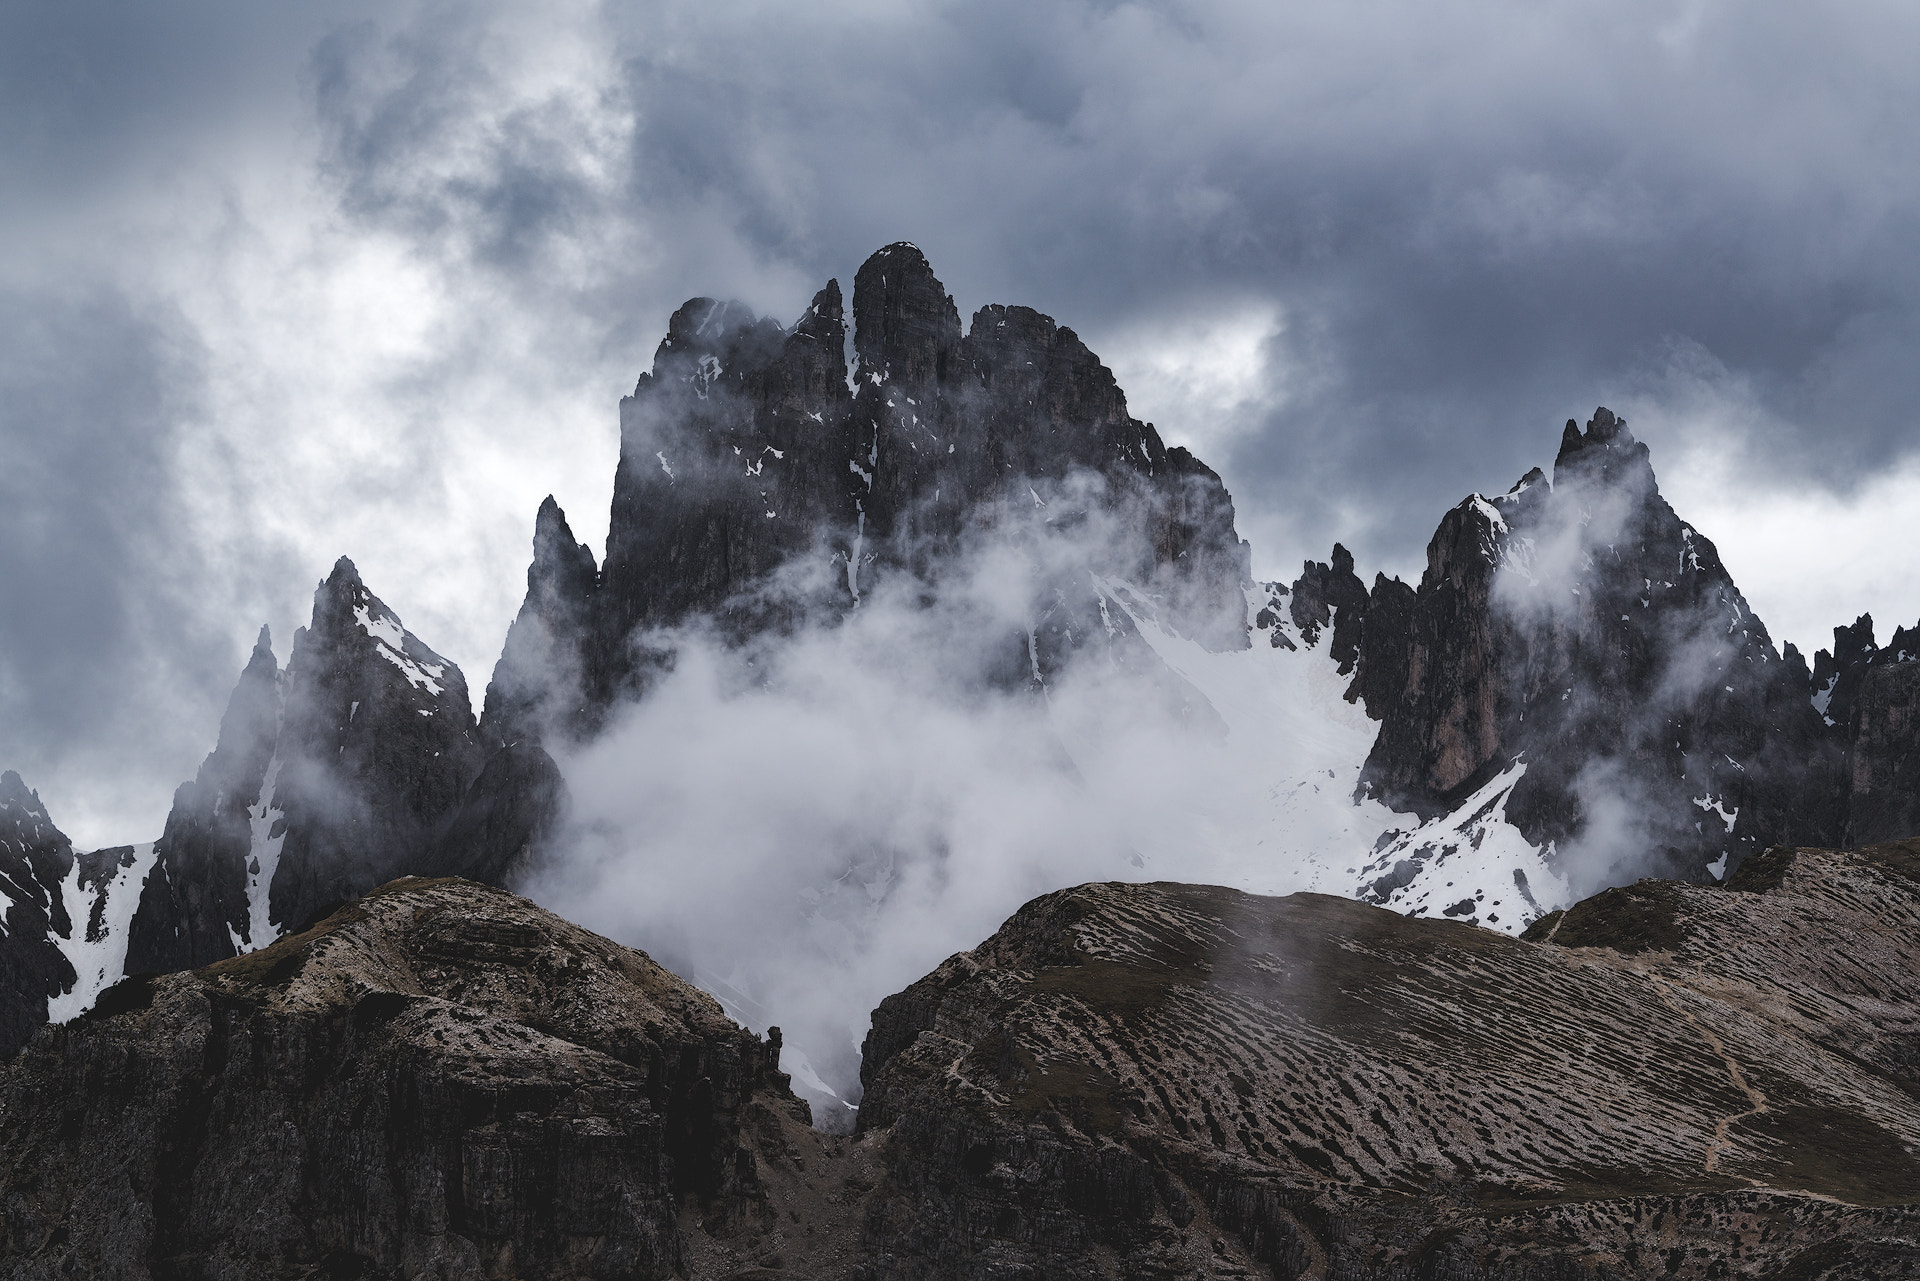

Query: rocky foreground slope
[[0, 877, 833, 1281], [4, 844, 1917, 1279]]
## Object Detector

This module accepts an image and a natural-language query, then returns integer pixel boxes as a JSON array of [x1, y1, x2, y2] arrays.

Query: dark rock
[[0, 877, 811, 1280], [1813, 612, 1879, 730], [126, 561, 488, 974], [425, 740, 567, 886], [0, 772, 76, 1059], [852, 852, 1920, 1277], [1847, 657, 1920, 844], [10, 854, 1920, 1277], [124, 625, 281, 971], [267, 560, 487, 933], [479, 496, 600, 749], [595, 286, 858, 712], [1286, 544, 1364, 652], [495, 243, 1251, 740], [1347, 571, 1416, 718], [1356, 410, 1843, 880]]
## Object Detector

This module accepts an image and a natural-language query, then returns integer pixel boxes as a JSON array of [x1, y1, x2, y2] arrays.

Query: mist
[[1486, 416, 1793, 897], [519, 487, 1401, 1120]]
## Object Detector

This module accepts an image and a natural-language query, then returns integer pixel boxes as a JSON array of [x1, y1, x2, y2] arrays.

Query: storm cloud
[[4, 0, 1919, 843]]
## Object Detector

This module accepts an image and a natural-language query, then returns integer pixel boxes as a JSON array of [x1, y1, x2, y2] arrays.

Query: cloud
[[0, 285, 241, 845], [5, 0, 1920, 853], [522, 496, 1396, 1118]]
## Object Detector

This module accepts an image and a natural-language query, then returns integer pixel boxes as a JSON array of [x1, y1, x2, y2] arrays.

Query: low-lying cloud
[[520, 495, 1388, 1120], [8, 0, 1920, 867]]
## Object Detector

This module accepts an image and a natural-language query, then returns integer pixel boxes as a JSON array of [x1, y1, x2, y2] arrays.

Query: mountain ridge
[[3, 241, 1918, 1076]]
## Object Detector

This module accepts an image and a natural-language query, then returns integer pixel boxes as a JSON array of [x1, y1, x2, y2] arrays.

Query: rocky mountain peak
[[650, 297, 786, 397], [1813, 611, 1879, 729], [1551, 405, 1657, 498], [851, 241, 961, 389], [481, 497, 599, 749], [296, 559, 466, 712], [791, 276, 844, 345], [0, 769, 48, 822], [530, 496, 598, 600], [124, 559, 487, 975], [1359, 408, 1839, 888], [0, 770, 77, 1058], [569, 242, 1253, 719]]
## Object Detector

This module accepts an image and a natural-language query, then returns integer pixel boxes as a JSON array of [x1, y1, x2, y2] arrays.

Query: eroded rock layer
[[0, 877, 827, 1281], [7, 855, 1919, 1278], [853, 844, 1920, 1278]]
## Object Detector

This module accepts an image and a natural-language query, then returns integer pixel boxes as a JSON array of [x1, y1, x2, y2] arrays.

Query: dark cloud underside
[[3, 0, 1918, 839]]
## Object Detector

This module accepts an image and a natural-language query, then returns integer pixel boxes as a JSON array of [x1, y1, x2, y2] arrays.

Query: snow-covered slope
[[1079, 577, 1568, 935], [46, 841, 159, 1022]]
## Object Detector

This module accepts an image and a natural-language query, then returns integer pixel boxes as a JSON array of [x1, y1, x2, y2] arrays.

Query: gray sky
[[6, 0, 1920, 847]]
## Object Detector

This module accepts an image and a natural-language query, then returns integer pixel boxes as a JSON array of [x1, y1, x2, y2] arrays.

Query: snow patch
[[1072, 576, 1569, 935], [353, 603, 447, 695], [243, 757, 289, 947], [48, 841, 160, 1022], [1692, 794, 1738, 833]]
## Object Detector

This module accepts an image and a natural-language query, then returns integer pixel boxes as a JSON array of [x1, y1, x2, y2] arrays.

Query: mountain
[[482, 242, 1250, 751], [1807, 612, 1920, 845], [0, 772, 162, 1058], [849, 841, 1920, 1278], [5, 851, 1916, 1278], [11, 241, 1920, 1105], [0, 772, 78, 1058], [1319, 409, 1848, 918], [0, 876, 810, 1280], [121, 557, 550, 976], [5, 239, 1920, 1276]]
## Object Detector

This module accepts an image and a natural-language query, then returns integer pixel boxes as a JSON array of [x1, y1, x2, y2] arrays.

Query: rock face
[[1795, 612, 1920, 847], [0, 773, 76, 1059], [479, 496, 600, 749], [124, 560, 507, 975], [1847, 653, 1920, 846], [1348, 409, 1842, 884], [6, 852, 1919, 1277], [0, 877, 819, 1281], [483, 242, 1251, 747], [853, 846, 1920, 1278], [123, 625, 283, 972]]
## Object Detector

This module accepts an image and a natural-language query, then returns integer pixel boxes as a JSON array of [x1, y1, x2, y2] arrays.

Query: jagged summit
[[1552, 404, 1650, 481], [1315, 407, 1845, 912], [0, 769, 45, 812], [480, 495, 599, 749], [123, 558, 489, 974], [498, 241, 1252, 745], [0, 770, 77, 1057], [851, 241, 961, 386]]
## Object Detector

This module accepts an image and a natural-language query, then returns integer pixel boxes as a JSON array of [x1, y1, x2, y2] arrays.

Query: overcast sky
[[6, 0, 1920, 846]]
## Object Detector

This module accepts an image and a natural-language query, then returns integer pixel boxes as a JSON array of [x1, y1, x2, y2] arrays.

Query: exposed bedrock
[[487, 242, 1252, 747], [7, 848, 1920, 1277], [0, 877, 826, 1281], [853, 843, 1920, 1278], [125, 559, 564, 977], [1342, 409, 1843, 883], [0, 772, 78, 1060]]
